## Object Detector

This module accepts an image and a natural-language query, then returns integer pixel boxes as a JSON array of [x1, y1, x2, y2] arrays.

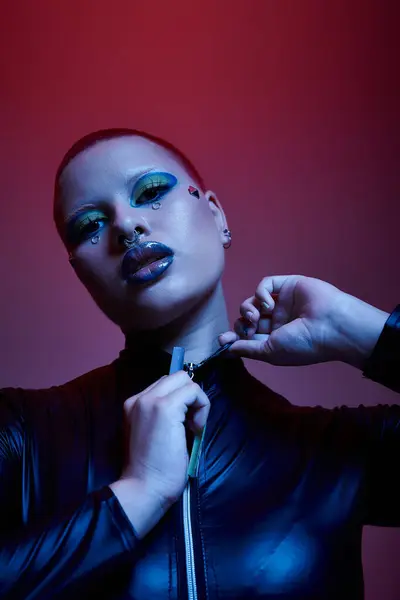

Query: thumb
[[219, 333, 274, 361]]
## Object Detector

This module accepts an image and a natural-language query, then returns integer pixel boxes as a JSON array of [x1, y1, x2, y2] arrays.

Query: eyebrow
[[64, 166, 158, 224]]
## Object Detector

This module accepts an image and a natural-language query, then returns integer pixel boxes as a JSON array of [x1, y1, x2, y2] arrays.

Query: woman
[[0, 128, 399, 599]]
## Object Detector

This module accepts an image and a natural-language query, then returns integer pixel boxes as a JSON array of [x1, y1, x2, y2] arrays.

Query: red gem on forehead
[[188, 186, 200, 198]]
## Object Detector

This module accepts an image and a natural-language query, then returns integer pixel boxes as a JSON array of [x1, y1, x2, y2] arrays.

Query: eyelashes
[[65, 172, 178, 247], [131, 172, 177, 206], [66, 209, 108, 246]]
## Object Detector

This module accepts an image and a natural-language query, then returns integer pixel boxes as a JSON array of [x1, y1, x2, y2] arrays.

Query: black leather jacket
[[0, 340, 399, 599]]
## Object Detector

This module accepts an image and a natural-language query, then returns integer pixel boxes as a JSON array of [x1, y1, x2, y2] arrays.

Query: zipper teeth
[[183, 480, 197, 600], [183, 364, 200, 600], [183, 355, 217, 600], [183, 341, 233, 375]]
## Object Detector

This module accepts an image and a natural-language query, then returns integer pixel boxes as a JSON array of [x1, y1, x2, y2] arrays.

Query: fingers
[[236, 315, 273, 337], [240, 296, 261, 324], [148, 370, 191, 396], [238, 275, 301, 330], [255, 275, 291, 302], [126, 372, 210, 436], [218, 330, 239, 345], [124, 371, 191, 413], [224, 337, 272, 361], [218, 313, 273, 346], [166, 382, 211, 434], [239, 284, 278, 326]]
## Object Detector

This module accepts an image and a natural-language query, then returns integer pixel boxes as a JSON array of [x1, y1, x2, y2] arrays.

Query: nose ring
[[121, 230, 140, 249]]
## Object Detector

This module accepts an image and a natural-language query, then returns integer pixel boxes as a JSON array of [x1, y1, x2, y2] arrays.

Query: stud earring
[[223, 229, 232, 249]]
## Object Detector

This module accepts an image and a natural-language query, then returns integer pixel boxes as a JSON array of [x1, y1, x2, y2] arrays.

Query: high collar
[[119, 335, 245, 387]]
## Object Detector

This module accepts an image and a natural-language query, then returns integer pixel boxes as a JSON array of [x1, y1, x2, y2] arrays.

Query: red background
[[0, 1, 399, 597]]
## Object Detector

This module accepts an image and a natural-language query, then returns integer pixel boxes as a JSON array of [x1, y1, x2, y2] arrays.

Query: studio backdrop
[[0, 2, 398, 598]]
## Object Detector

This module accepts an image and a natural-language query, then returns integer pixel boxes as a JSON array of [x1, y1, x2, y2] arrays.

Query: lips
[[121, 241, 174, 283]]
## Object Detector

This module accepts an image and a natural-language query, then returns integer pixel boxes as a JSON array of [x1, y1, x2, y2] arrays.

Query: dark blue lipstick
[[121, 241, 174, 285]]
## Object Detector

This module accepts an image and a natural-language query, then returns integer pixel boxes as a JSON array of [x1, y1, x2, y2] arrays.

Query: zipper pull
[[185, 362, 196, 380], [188, 425, 206, 478], [183, 361, 205, 478]]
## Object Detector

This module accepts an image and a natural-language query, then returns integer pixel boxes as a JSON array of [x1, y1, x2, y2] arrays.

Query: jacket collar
[[119, 336, 244, 387]]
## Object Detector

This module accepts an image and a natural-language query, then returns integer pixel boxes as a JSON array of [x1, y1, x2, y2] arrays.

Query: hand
[[116, 369, 209, 488], [218, 275, 388, 368], [110, 371, 210, 537]]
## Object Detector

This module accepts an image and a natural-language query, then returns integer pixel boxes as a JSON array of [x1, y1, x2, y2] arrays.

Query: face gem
[[188, 186, 200, 199]]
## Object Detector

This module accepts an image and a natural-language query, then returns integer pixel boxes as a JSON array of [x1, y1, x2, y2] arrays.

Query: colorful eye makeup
[[66, 209, 108, 246], [65, 172, 178, 247], [130, 172, 177, 207]]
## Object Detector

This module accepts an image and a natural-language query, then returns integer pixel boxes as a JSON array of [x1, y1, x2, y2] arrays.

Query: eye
[[67, 209, 108, 245], [131, 172, 178, 206]]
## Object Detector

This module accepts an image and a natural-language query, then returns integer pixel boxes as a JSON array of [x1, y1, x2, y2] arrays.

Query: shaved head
[[53, 128, 205, 235]]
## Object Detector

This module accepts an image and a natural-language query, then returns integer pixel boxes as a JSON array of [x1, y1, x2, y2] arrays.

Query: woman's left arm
[[218, 275, 399, 393]]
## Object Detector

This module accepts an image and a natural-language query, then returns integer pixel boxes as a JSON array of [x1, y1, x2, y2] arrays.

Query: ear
[[68, 253, 76, 269], [204, 190, 229, 246]]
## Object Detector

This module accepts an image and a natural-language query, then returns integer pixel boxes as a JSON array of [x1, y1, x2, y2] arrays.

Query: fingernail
[[245, 311, 253, 322], [262, 301, 270, 310]]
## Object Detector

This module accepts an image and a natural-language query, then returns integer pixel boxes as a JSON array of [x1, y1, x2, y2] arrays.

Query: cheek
[[72, 242, 117, 286], [170, 200, 217, 248]]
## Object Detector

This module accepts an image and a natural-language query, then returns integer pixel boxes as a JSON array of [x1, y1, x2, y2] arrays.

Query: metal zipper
[[183, 479, 197, 600], [186, 362, 195, 380], [182, 344, 232, 600], [183, 362, 198, 600]]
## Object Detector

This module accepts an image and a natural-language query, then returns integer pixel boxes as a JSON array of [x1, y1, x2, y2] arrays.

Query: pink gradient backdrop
[[0, 1, 398, 597]]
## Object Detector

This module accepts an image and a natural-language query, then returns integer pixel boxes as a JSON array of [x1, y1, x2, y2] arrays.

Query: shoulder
[[245, 371, 400, 449], [0, 361, 118, 428]]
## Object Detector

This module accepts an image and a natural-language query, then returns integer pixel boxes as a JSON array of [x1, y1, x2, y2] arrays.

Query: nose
[[111, 206, 149, 251]]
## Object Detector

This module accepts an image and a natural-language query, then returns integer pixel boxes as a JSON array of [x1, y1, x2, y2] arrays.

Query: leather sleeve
[[325, 403, 400, 527], [0, 391, 139, 599], [363, 304, 400, 393]]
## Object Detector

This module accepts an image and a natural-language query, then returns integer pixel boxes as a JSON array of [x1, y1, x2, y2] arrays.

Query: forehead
[[59, 136, 184, 204]]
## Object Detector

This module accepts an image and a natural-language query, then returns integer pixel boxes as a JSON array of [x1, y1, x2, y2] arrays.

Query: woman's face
[[56, 136, 228, 332]]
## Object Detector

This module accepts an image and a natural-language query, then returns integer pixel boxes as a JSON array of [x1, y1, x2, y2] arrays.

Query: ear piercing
[[223, 228, 232, 249]]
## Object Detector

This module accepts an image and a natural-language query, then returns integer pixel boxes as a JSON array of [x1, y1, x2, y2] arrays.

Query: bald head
[[53, 128, 205, 238]]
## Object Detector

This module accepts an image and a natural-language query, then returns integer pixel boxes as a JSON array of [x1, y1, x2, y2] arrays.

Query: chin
[[88, 262, 224, 332]]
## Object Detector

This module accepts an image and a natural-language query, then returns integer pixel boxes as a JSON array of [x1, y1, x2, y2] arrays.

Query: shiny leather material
[[0, 343, 399, 599], [363, 304, 400, 392]]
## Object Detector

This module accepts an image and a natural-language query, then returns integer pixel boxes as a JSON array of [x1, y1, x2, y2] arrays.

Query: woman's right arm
[[0, 369, 210, 598], [0, 386, 149, 599], [0, 484, 139, 599]]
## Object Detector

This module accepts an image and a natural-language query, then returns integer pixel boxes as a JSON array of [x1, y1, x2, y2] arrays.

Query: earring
[[223, 228, 232, 249]]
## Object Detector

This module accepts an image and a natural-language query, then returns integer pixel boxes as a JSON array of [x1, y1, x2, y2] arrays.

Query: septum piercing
[[122, 230, 140, 249]]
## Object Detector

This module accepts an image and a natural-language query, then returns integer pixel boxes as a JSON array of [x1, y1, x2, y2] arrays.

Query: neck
[[125, 281, 230, 365]]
